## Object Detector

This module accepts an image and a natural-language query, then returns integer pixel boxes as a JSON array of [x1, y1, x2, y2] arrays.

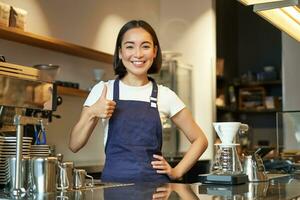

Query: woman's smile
[[131, 60, 145, 67]]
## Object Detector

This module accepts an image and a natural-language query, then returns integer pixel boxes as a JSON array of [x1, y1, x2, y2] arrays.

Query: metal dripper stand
[[0, 61, 60, 197]]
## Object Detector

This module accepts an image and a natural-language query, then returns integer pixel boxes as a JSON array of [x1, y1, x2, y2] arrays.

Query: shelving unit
[[0, 26, 111, 97], [0, 26, 113, 63], [217, 80, 282, 112]]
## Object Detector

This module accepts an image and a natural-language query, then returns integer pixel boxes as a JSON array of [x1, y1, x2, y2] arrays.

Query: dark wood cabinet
[[216, 0, 282, 149]]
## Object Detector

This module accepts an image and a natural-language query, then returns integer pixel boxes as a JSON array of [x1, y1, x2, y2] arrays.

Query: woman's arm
[[69, 107, 99, 153], [152, 108, 208, 180], [152, 184, 198, 200], [69, 85, 116, 152]]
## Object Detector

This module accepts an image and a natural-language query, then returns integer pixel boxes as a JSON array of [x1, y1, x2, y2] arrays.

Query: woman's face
[[119, 27, 157, 78]]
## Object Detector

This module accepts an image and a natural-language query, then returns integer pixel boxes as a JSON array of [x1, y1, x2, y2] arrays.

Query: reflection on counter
[[197, 175, 300, 200], [0, 175, 299, 200]]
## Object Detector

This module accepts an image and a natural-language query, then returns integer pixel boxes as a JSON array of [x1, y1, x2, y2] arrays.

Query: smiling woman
[[69, 20, 208, 184]]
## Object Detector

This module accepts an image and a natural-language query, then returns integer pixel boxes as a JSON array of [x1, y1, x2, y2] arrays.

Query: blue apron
[[101, 78, 170, 183]]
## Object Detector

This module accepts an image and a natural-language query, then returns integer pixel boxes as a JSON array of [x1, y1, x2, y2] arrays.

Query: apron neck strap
[[113, 79, 120, 101], [148, 77, 158, 102], [113, 77, 158, 103]]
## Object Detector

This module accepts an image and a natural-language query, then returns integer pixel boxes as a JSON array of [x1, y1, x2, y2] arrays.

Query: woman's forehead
[[122, 28, 153, 44]]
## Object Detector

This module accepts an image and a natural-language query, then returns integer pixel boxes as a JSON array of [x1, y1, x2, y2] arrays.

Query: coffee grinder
[[198, 122, 249, 185]]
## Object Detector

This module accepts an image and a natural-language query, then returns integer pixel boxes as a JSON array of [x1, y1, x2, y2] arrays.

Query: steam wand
[[12, 115, 46, 196]]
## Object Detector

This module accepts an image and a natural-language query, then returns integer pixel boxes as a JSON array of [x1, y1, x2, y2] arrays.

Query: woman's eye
[[142, 45, 151, 49], [125, 46, 134, 49]]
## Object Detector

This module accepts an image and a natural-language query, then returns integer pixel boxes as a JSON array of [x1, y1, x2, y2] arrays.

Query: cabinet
[[0, 26, 113, 97], [216, 0, 282, 149]]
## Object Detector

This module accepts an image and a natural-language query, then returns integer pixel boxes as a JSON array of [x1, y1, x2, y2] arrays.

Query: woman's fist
[[89, 84, 116, 119]]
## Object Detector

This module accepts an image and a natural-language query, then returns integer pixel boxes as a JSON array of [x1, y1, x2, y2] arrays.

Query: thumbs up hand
[[89, 84, 116, 119]]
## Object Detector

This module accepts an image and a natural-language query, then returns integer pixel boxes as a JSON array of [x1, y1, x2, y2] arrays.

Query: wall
[[159, 0, 215, 160], [237, 4, 282, 76], [282, 33, 300, 150], [0, 0, 215, 166], [1, 0, 160, 54]]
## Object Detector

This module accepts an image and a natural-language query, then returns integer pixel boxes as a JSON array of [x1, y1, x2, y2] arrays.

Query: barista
[[69, 20, 208, 183]]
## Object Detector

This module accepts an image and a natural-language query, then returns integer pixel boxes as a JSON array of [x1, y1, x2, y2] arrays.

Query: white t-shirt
[[84, 80, 185, 146]]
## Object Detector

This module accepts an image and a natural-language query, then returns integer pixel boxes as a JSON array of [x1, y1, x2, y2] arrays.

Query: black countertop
[[0, 174, 299, 199]]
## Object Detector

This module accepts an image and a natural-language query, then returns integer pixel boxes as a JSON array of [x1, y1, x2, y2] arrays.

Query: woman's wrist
[[170, 167, 183, 180], [85, 106, 99, 120]]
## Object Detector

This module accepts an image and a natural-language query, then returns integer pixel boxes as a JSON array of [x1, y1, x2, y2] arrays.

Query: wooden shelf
[[57, 86, 89, 98], [217, 106, 281, 113], [238, 108, 281, 113], [0, 26, 113, 63], [216, 106, 237, 112], [233, 80, 282, 87]]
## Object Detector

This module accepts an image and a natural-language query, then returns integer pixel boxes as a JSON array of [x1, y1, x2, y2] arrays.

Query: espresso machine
[[198, 122, 249, 185], [0, 61, 59, 196]]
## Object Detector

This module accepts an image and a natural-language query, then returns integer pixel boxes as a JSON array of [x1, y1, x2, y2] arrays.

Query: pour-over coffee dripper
[[212, 122, 249, 175], [213, 122, 248, 144]]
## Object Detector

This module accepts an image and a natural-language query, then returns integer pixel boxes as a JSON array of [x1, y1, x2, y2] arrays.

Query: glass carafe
[[212, 144, 243, 175]]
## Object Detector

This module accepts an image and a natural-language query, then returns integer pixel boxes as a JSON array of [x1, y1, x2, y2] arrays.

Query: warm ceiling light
[[282, 5, 300, 23], [239, 0, 285, 6], [253, 1, 300, 42]]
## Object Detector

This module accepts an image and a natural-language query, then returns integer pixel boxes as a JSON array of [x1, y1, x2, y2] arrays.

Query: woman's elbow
[[69, 140, 81, 153], [69, 145, 78, 153], [199, 133, 208, 150], [203, 137, 208, 150]]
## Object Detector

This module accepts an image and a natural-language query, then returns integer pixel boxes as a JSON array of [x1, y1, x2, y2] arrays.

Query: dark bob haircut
[[113, 20, 162, 79]]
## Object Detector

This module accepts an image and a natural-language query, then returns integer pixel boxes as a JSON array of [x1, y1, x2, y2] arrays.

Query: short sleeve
[[168, 89, 186, 117], [158, 85, 186, 118], [83, 81, 105, 107]]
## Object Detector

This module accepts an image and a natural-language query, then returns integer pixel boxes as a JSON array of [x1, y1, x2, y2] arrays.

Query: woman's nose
[[134, 48, 143, 58]]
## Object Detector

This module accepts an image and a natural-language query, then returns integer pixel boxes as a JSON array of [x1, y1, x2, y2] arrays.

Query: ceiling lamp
[[239, 0, 300, 42]]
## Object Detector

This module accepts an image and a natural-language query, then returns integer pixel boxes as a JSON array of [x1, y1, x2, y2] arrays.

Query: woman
[[69, 20, 208, 183]]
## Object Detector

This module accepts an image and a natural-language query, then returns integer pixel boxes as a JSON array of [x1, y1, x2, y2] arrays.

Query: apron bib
[[101, 78, 169, 183]]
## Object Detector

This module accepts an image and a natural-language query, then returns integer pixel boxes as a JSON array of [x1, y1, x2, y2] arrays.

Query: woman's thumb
[[100, 84, 107, 100]]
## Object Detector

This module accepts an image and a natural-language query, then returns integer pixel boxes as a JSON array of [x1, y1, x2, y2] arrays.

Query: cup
[[243, 154, 268, 182], [31, 157, 58, 193], [93, 68, 105, 82], [73, 169, 94, 189], [57, 161, 74, 190]]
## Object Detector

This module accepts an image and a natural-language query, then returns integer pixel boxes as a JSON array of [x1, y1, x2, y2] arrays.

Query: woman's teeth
[[132, 61, 144, 65]]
